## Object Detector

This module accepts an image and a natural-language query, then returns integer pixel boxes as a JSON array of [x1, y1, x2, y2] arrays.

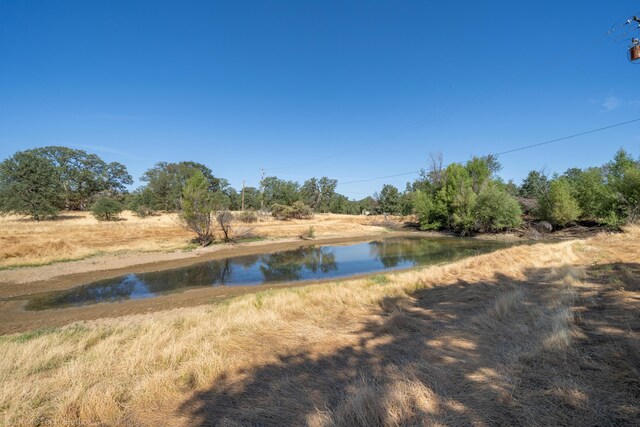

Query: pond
[[25, 237, 512, 310]]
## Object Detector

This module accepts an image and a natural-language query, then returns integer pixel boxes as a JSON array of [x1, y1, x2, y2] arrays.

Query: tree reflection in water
[[26, 237, 509, 310]]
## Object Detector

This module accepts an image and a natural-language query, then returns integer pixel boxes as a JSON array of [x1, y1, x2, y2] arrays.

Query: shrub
[[301, 226, 315, 239], [413, 191, 446, 230], [236, 210, 258, 223], [180, 172, 214, 246], [91, 197, 124, 221], [290, 201, 313, 219], [271, 202, 314, 220], [216, 210, 234, 242], [134, 205, 155, 218], [538, 179, 581, 227], [271, 203, 293, 220], [473, 185, 523, 232], [0, 151, 64, 220]]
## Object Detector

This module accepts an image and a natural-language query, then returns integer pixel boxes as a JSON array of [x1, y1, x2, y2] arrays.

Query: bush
[[290, 201, 313, 219], [0, 151, 64, 220], [91, 197, 124, 221], [301, 226, 315, 239], [271, 202, 313, 220], [216, 210, 234, 242], [236, 210, 258, 223], [413, 191, 446, 230], [473, 185, 522, 232], [179, 172, 214, 246], [538, 179, 581, 227], [134, 204, 155, 218], [271, 203, 293, 220]]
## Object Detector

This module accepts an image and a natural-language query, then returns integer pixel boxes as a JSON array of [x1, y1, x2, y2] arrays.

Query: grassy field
[[0, 212, 392, 269], [1, 226, 638, 426]]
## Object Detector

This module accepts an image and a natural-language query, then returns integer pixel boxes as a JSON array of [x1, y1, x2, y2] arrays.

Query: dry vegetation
[[1, 227, 638, 426], [0, 212, 392, 269]]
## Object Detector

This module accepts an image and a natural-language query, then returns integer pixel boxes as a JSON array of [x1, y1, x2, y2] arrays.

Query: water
[[25, 237, 511, 310]]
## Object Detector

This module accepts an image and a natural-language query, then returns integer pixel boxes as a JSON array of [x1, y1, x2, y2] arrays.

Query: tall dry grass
[[3, 229, 638, 426], [0, 212, 390, 268]]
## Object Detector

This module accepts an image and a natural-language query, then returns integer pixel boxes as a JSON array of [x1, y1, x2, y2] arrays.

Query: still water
[[26, 237, 511, 310]]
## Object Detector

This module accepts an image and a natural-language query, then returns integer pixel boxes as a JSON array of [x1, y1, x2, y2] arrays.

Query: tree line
[[0, 145, 638, 235]]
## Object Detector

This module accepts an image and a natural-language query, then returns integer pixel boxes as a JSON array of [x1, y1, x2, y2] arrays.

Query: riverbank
[[1, 226, 638, 425], [0, 211, 525, 290]]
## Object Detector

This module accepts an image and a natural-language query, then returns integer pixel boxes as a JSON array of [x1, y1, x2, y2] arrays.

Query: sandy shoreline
[[0, 230, 523, 335]]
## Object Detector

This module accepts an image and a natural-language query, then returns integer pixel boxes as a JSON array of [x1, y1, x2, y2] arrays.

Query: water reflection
[[26, 237, 510, 310]]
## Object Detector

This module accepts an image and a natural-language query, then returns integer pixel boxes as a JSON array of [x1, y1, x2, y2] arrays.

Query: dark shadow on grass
[[179, 263, 640, 426], [12, 214, 86, 222]]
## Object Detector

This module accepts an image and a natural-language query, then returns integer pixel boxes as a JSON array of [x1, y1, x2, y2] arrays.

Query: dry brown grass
[[0, 212, 391, 268], [1, 228, 638, 426]]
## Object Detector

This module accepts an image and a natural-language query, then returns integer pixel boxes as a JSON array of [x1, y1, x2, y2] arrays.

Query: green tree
[[473, 185, 522, 232], [615, 165, 640, 221], [29, 146, 132, 210], [564, 167, 615, 222], [538, 179, 581, 226], [441, 163, 476, 233], [234, 186, 262, 211], [300, 177, 337, 212], [466, 155, 495, 194], [261, 176, 300, 207], [607, 148, 637, 181], [399, 190, 415, 216], [180, 171, 215, 246], [91, 197, 124, 221], [141, 161, 227, 211], [0, 151, 64, 220], [519, 170, 549, 199], [414, 191, 446, 230], [376, 184, 401, 215]]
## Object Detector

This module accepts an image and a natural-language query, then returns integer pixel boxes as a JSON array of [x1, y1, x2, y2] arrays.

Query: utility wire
[[338, 116, 640, 186], [494, 117, 640, 156], [340, 170, 420, 185], [265, 40, 594, 173]]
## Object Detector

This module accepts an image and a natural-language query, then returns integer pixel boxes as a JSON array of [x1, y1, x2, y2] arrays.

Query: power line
[[495, 117, 640, 156], [337, 116, 640, 186], [265, 41, 593, 174], [339, 170, 420, 185]]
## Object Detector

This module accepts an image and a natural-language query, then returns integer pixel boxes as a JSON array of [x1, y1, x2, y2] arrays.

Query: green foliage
[[291, 201, 314, 219], [302, 226, 315, 239], [141, 161, 228, 211], [127, 187, 157, 213], [376, 184, 401, 215], [399, 191, 415, 216], [134, 205, 155, 218], [0, 151, 65, 220], [271, 201, 314, 220], [90, 197, 124, 221], [473, 185, 523, 232], [179, 171, 214, 246], [270, 203, 293, 220], [236, 210, 258, 223], [413, 156, 521, 234], [538, 179, 581, 226], [519, 170, 549, 199], [563, 167, 615, 222], [413, 191, 446, 230], [300, 177, 337, 212], [29, 146, 132, 210], [261, 176, 300, 207], [216, 210, 234, 242], [615, 165, 640, 221]]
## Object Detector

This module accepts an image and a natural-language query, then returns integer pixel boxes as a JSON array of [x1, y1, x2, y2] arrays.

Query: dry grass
[[1, 228, 638, 426], [0, 212, 392, 268]]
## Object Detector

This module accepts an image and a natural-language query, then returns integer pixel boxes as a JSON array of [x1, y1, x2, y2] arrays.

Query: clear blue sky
[[1, 1, 639, 198]]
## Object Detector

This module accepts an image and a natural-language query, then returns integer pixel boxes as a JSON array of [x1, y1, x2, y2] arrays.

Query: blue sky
[[1, 1, 640, 198]]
